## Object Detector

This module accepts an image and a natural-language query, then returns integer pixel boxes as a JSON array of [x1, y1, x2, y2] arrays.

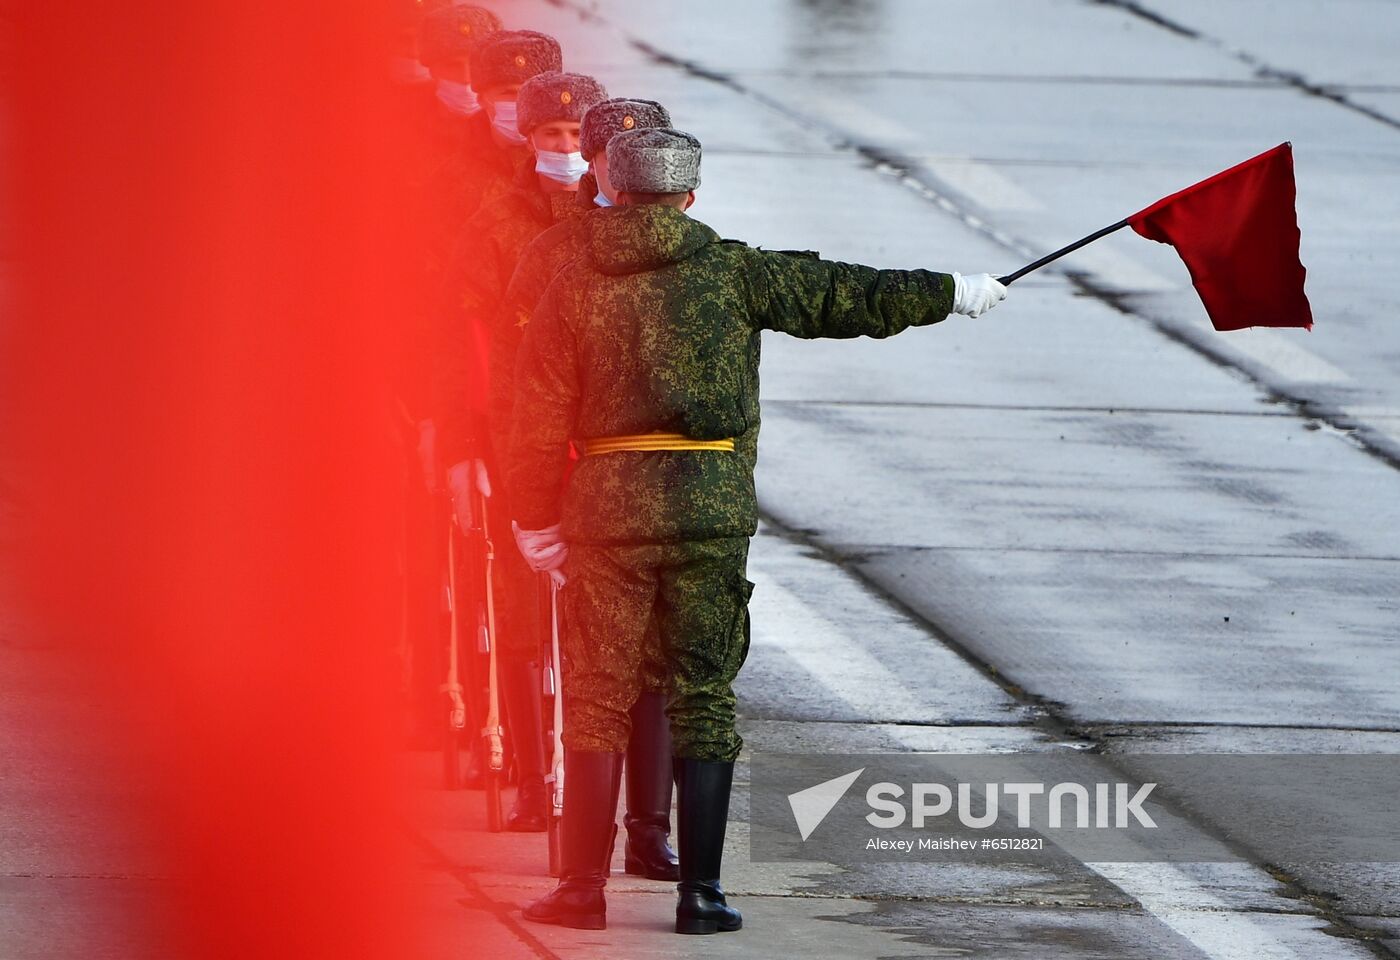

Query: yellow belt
[[580, 432, 736, 456]]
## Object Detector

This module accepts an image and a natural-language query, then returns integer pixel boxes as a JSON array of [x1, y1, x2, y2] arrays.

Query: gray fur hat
[[606, 128, 702, 194], [580, 98, 672, 161], [417, 5, 502, 68], [469, 30, 562, 94], [402, 0, 455, 27], [516, 72, 609, 137]]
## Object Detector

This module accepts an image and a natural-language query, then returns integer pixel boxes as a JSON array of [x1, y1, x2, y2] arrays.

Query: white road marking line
[[815, 93, 921, 145], [1341, 406, 1400, 418], [923, 157, 1047, 212], [1330, 408, 1400, 446], [748, 567, 934, 722], [865, 736, 1364, 958], [1087, 862, 1373, 960], [1360, 418, 1400, 447], [1070, 243, 1181, 292], [807, 94, 1355, 391], [1192, 317, 1353, 384], [750, 563, 1363, 959]]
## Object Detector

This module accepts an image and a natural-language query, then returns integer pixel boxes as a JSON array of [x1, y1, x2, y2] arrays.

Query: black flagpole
[[998, 218, 1131, 286]]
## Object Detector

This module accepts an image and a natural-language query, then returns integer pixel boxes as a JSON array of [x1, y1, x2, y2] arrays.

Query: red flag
[[1129, 143, 1313, 331]]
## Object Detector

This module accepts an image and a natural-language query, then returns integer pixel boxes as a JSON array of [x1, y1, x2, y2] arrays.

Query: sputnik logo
[[787, 768, 864, 841]]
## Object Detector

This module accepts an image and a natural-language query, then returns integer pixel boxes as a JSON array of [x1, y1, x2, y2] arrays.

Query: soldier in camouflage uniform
[[412, 28, 563, 533], [407, 15, 525, 503], [412, 8, 510, 277], [509, 129, 1007, 932], [391, 0, 467, 88], [452, 32, 565, 229], [497, 97, 672, 430], [435, 67, 609, 832], [394, 4, 502, 748], [501, 97, 681, 881], [401, 4, 504, 454]]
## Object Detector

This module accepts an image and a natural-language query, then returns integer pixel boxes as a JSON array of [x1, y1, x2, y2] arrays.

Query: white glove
[[416, 419, 439, 492], [951, 272, 1007, 319], [512, 521, 569, 588], [447, 459, 492, 531]]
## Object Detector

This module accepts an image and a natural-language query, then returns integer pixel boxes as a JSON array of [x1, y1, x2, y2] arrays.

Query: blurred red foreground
[[7, 3, 440, 956]]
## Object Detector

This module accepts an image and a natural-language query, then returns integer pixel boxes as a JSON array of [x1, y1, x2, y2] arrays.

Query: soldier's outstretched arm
[[747, 249, 1004, 339], [506, 280, 580, 530]]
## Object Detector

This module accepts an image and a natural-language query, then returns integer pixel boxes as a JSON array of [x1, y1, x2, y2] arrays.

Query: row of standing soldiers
[[395, 0, 1007, 936]]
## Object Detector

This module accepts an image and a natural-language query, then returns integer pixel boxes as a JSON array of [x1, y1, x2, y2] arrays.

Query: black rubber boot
[[623, 692, 680, 881], [673, 758, 742, 935], [523, 750, 623, 930], [501, 659, 548, 832]]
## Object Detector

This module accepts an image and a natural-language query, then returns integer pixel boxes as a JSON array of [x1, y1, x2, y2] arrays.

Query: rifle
[[542, 576, 565, 875], [446, 487, 504, 830]]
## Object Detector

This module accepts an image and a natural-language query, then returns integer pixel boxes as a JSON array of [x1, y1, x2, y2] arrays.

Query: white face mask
[[487, 100, 526, 144], [435, 79, 480, 117], [534, 149, 590, 185], [594, 190, 614, 208]]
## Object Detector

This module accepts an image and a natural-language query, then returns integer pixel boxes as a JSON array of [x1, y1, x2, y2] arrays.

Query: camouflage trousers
[[486, 489, 668, 691], [561, 537, 753, 762]]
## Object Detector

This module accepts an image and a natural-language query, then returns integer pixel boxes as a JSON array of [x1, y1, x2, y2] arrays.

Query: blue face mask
[[534, 149, 590, 185], [487, 100, 526, 144], [594, 189, 614, 208], [435, 79, 480, 117]]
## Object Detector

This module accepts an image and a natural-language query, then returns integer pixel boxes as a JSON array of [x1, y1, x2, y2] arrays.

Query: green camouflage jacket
[[405, 92, 528, 280], [491, 177, 599, 459], [507, 203, 955, 545], [433, 161, 581, 468], [398, 93, 525, 419]]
